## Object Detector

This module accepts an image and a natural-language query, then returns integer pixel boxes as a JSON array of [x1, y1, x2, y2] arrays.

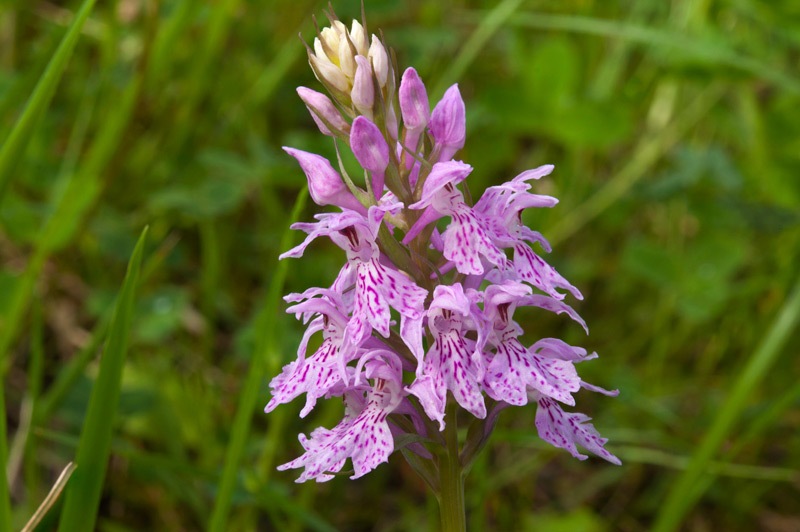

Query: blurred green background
[[1, 0, 799, 530]]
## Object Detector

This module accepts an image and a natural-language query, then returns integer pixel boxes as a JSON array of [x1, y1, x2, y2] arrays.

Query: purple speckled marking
[[408, 308, 486, 428], [279, 357, 405, 482], [514, 243, 582, 301], [535, 397, 621, 465]]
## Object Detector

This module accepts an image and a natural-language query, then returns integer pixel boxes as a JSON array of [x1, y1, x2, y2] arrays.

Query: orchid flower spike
[[267, 8, 619, 493]]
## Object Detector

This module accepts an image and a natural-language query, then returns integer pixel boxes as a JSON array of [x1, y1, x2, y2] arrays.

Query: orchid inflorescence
[[265, 8, 620, 487]]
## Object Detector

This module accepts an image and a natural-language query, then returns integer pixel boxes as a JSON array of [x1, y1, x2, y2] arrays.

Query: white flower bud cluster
[[308, 19, 391, 111]]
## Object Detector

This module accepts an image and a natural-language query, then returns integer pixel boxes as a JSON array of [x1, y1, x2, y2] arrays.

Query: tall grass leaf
[[0, 0, 97, 205], [615, 446, 798, 482], [226, 33, 304, 126], [502, 12, 800, 95], [0, 75, 141, 377], [0, 386, 10, 531], [23, 300, 46, 515], [36, 311, 111, 424], [170, 0, 241, 154], [684, 381, 800, 508], [432, 0, 523, 98], [548, 84, 724, 246], [57, 227, 149, 531], [652, 276, 800, 531], [36, 231, 177, 423], [199, 220, 221, 359], [208, 189, 308, 532], [145, 0, 194, 89], [4, 300, 46, 517]]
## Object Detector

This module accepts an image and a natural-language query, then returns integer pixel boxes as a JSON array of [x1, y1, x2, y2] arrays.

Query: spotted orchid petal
[[278, 354, 405, 482], [408, 285, 487, 429], [408, 162, 508, 274], [513, 243, 583, 301], [483, 337, 581, 407], [519, 294, 588, 333], [265, 334, 355, 418], [535, 397, 621, 465], [347, 257, 427, 344]]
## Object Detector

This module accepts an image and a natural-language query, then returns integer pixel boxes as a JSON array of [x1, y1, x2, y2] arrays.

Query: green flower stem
[[383, 159, 412, 206], [438, 401, 466, 532], [376, 225, 418, 282]]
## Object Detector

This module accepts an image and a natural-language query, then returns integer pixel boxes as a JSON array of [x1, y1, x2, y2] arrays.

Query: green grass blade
[[432, 0, 524, 98], [0, 383, 10, 531], [144, 0, 195, 88], [170, 0, 241, 153], [23, 300, 46, 515], [0, 0, 97, 205], [614, 446, 799, 483], [0, 75, 141, 375], [199, 220, 221, 359], [35, 232, 177, 424], [208, 189, 308, 532], [683, 380, 800, 507], [652, 276, 800, 532], [5, 301, 46, 510], [225, 31, 304, 126], [501, 12, 800, 95], [547, 83, 724, 246], [57, 227, 149, 531]]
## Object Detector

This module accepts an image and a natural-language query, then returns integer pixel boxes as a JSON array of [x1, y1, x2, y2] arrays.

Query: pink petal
[[535, 398, 621, 465]]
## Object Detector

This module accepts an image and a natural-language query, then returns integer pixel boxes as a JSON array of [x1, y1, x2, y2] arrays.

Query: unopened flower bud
[[368, 35, 389, 88], [349, 20, 369, 56], [399, 68, 430, 173], [321, 21, 347, 54], [296, 87, 350, 137], [430, 84, 466, 161], [308, 20, 374, 99], [283, 147, 364, 212], [399, 67, 430, 130], [338, 38, 357, 78], [351, 116, 389, 173], [352, 56, 374, 117], [313, 36, 332, 63], [309, 51, 349, 94], [351, 116, 389, 196]]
